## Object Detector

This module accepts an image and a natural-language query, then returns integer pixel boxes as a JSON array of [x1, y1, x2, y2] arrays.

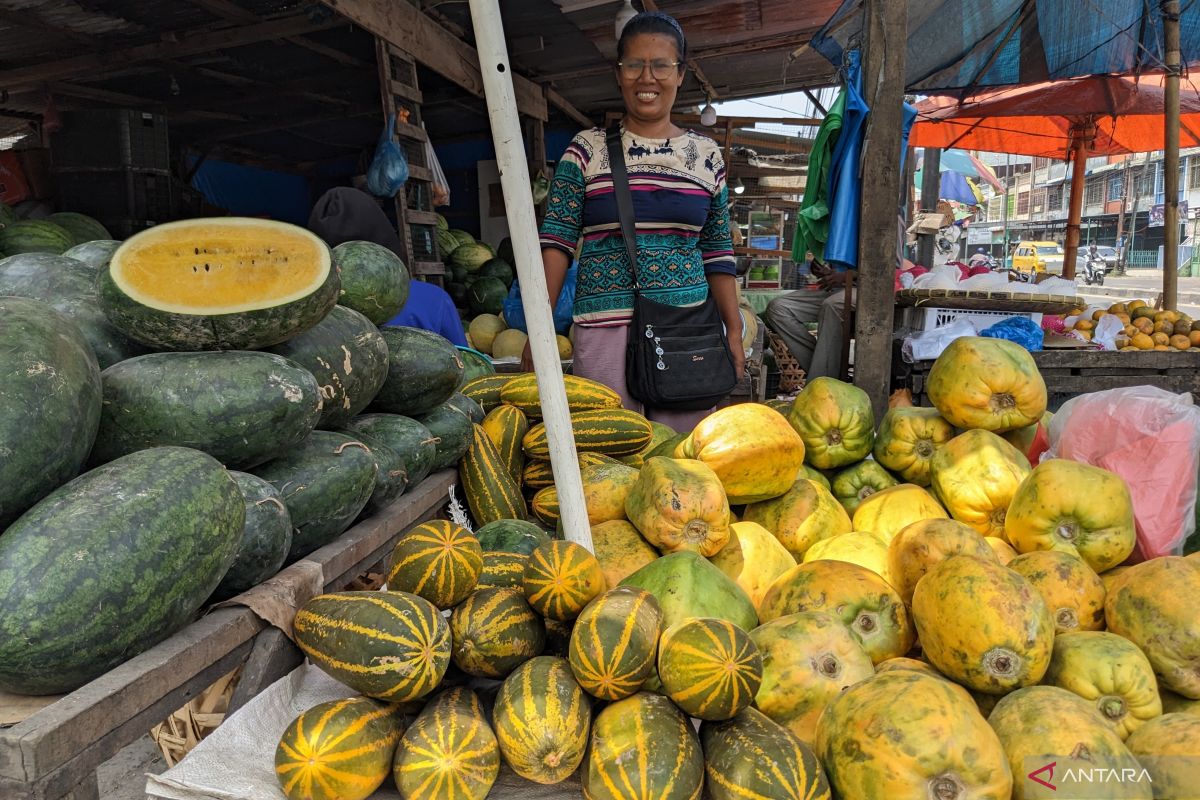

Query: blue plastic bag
[[980, 316, 1044, 352], [366, 114, 409, 198], [503, 263, 577, 336]]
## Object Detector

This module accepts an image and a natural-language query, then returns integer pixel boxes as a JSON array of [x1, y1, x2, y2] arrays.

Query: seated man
[[763, 264, 853, 382]]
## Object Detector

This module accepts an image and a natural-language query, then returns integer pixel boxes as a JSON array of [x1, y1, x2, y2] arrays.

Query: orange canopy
[[909, 73, 1200, 158]]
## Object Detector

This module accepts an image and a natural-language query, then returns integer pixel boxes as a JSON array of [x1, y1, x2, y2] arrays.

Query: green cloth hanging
[[792, 88, 846, 263]]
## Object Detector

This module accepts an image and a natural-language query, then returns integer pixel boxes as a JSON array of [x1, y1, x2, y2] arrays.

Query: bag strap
[[605, 123, 641, 292]]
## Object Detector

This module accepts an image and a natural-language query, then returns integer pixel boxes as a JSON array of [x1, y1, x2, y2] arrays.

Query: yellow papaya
[[590, 520, 659, 589], [1125, 714, 1200, 799], [624, 457, 730, 557], [1004, 459, 1136, 573], [1009, 550, 1106, 633], [707, 520, 797, 610], [886, 518, 996, 605], [742, 478, 851, 561], [925, 336, 1047, 432], [986, 535, 1018, 565], [675, 403, 804, 504], [787, 377, 874, 469], [850, 483, 948, 543], [929, 429, 1031, 538], [1042, 631, 1163, 740], [872, 406, 954, 486], [802, 531, 894, 589]]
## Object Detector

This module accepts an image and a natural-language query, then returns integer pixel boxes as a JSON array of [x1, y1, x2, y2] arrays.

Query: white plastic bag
[[903, 317, 977, 362], [1045, 386, 1200, 560], [1091, 313, 1125, 351], [424, 127, 450, 207]]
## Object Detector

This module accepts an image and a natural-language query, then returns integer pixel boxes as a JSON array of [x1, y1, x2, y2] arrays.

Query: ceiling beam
[[182, 0, 370, 68], [321, 0, 548, 121], [0, 15, 337, 92], [48, 82, 157, 108], [543, 85, 593, 128], [0, 8, 98, 47], [162, 60, 355, 107], [206, 103, 377, 141]]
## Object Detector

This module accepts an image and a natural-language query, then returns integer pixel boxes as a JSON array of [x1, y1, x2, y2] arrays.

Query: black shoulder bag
[[606, 124, 736, 411]]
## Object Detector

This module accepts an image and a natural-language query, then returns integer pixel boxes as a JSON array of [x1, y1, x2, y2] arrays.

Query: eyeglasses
[[617, 59, 682, 80]]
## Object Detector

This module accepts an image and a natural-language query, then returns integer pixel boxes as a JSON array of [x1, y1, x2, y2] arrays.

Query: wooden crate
[[910, 350, 1200, 409], [0, 471, 457, 800]]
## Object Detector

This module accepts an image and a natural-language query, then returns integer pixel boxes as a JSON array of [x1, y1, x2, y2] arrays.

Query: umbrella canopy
[[909, 73, 1200, 157], [812, 0, 1200, 94], [914, 168, 988, 206], [917, 148, 1005, 191]]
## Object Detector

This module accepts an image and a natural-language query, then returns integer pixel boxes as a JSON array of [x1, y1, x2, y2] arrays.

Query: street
[[1064, 269, 1200, 317]]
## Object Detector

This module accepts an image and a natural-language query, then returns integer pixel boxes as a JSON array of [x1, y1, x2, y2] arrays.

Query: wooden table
[[0, 472, 457, 800], [909, 350, 1200, 409]]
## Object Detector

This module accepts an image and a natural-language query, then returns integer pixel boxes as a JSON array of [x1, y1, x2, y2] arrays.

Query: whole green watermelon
[[0, 297, 102, 530], [437, 228, 460, 259], [449, 229, 475, 248], [63, 240, 121, 270], [331, 240, 410, 325], [450, 243, 493, 273], [478, 258, 515, 286], [89, 351, 323, 469], [47, 212, 110, 245], [457, 347, 496, 385], [416, 400, 475, 470], [0, 219, 74, 256], [341, 413, 439, 490], [372, 326, 464, 417], [467, 276, 508, 316], [0, 447, 245, 694], [212, 471, 293, 601], [0, 252, 149, 368]]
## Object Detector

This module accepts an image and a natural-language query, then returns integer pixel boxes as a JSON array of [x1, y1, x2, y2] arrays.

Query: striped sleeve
[[699, 158, 736, 275], [539, 131, 591, 257]]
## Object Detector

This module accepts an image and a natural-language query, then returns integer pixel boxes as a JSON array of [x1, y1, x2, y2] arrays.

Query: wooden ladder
[[374, 39, 446, 285]]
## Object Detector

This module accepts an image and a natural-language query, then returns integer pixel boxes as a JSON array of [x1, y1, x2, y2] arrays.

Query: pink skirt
[[572, 323, 712, 433]]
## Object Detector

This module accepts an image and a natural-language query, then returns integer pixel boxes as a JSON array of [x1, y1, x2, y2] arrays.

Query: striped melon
[[530, 485, 560, 527], [391, 687, 499, 800], [386, 520, 482, 609], [523, 540, 606, 621], [460, 424, 526, 525], [701, 708, 833, 800], [521, 459, 555, 490], [579, 452, 625, 468], [459, 374, 510, 413], [293, 591, 450, 702], [500, 373, 622, 417], [450, 586, 545, 678], [493, 656, 591, 785], [275, 696, 403, 800], [582, 692, 703, 800], [568, 587, 663, 700], [479, 404, 528, 483], [477, 551, 529, 590], [658, 618, 763, 721], [544, 616, 575, 658], [523, 409, 653, 458]]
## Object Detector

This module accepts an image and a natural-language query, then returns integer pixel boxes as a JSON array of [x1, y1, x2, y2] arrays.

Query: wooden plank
[[393, 120, 428, 143], [323, 0, 548, 121], [207, 105, 377, 142], [413, 261, 447, 276], [389, 78, 424, 104], [406, 209, 441, 225], [312, 470, 455, 592], [407, 165, 433, 182], [852, 0, 908, 420], [1043, 374, 1188, 393], [225, 629, 303, 716], [543, 85, 592, 129], [0, 607, 263, 783], [0, 15, 337, 90]]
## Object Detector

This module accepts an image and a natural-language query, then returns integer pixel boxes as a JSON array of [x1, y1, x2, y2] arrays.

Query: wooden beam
[[853, 0, 908, 420], [544, 85, 592, 128], [207, 104, 376, 141], [48, 82, 156, 108], [0, 15, 337, 91], [803, 88, 829, 116], [0, 9, 97, 46], [322, 0, 548, 121], [183, 0, 369, 68], [166, 61, 356, 107]]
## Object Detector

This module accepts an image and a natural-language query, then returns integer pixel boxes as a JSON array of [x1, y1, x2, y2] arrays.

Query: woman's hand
[[728, 335, 746, 382], [519, 341, 534, 373]]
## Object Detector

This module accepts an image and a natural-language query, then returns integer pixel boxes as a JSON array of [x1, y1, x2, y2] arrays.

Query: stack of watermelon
[[0, 217, 486, 698], [434, 217, 515, 318]]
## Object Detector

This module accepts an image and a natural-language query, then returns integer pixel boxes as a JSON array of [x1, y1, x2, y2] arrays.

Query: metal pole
[[917, 148, 940, 266], [1163, 0, 1182, 309], [467, 0, 591, 550]]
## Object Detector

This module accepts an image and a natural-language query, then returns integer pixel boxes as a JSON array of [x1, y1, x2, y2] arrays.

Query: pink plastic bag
[[1044, 386, 1200, 561]]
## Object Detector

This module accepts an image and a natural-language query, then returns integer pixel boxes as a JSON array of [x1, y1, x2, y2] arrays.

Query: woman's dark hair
[[617, 11, 687, 62]]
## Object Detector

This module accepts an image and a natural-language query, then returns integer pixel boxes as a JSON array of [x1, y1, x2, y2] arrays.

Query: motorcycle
[[1082, 255, 1107, 286]]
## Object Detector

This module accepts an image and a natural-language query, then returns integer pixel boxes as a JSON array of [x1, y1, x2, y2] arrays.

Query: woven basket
[[765, 328, 806, 393], [151, 667, 240, 767]]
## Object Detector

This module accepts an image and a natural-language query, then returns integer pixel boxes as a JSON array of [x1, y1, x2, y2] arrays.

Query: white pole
[[467, 0, 593, 551]]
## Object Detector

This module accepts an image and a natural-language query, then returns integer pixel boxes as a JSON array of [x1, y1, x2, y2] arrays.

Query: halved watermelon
[[98, 218, 339, 350]]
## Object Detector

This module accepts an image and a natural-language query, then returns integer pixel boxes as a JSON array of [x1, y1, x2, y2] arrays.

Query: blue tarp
[[824, 50, 869, 269], [812, 0, 1200, 94]]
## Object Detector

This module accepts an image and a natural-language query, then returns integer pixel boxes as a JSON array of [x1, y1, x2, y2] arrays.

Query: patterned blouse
[[539, 125, 736, 326]]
